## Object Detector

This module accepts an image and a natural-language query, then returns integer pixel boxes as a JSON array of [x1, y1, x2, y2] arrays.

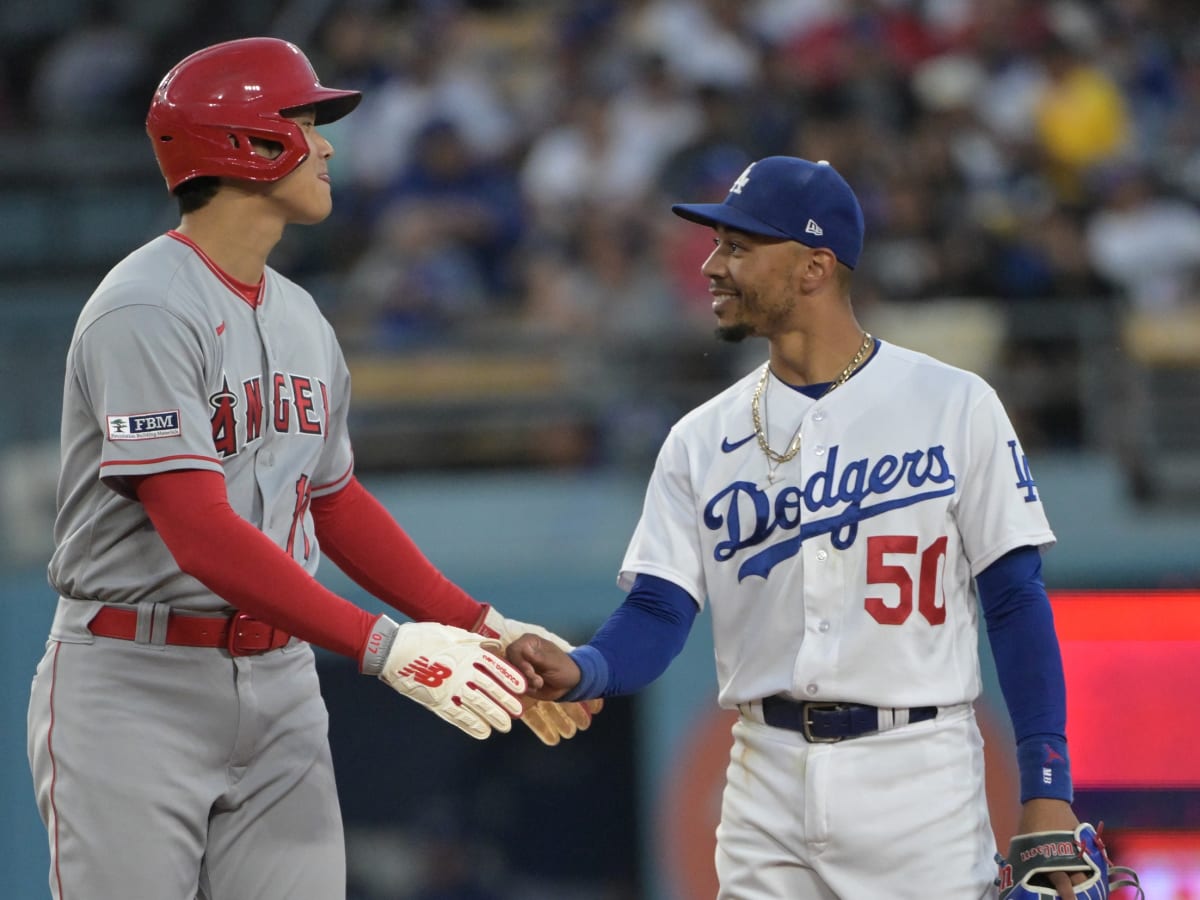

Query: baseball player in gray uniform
[[508, 158, 1130, 898], [26, 37, 596, 900]]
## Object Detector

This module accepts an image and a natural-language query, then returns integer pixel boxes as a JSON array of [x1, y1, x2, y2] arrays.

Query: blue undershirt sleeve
[[977, 545, 1073, 803], [561, 573, 698, 702]]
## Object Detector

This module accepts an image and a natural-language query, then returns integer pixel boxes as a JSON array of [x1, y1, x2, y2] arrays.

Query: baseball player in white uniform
[[27, 37, 596, 900], [508, 157, 1093, 898]]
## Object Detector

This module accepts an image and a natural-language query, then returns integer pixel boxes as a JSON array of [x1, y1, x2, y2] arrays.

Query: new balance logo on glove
[[377, 620, 527, 740], [399, 657, 452, 687]]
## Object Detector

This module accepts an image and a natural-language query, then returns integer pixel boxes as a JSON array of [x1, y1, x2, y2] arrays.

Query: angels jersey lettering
[[48, 233, 354, 614]]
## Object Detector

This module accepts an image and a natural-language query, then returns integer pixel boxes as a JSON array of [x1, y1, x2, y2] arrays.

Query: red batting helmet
[[146, 37, 362, 191]]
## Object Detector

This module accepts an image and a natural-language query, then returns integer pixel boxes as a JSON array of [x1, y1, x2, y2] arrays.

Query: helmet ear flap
[[151, 119, 309, 191], [227, 122, 305, 170]]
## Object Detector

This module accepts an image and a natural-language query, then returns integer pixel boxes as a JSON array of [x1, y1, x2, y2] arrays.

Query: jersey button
[[261, 451, 275, 466], [805, 683, 819, 696], [816, 549, 828, 561], [814, 444, 826, 456], [812, 410, 825, 422], [818, 620, 830, 633]]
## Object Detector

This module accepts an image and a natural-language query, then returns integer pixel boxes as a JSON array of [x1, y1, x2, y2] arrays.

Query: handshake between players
[[375, 609, 599, 745]]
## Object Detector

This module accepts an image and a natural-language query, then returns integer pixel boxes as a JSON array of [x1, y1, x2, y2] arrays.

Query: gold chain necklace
[[751, 331, 874, 467]]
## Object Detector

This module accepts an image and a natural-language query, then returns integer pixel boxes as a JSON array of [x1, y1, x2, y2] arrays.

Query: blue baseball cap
[[671, 156, 865, 269]]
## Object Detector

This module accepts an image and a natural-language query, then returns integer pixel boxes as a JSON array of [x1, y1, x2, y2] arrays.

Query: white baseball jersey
[[619, 340, 1055, 710], [47, 231, 354, 633]]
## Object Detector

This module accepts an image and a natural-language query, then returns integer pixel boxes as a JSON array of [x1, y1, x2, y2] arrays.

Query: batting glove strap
[[379, 621, 526, 740], [479, 606, 572, 651], [359, 614, 401, 677], [474, 603, 501, 639]]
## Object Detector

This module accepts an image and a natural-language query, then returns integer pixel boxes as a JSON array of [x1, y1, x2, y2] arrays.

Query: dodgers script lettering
[[703, 444, 957, 580]]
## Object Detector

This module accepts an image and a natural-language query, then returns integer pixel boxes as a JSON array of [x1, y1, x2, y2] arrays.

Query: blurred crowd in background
[[2, 0, 1199, 474], [2, 5, 1199, 897]]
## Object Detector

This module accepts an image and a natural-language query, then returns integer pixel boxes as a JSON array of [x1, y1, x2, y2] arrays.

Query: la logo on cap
[[729, 163, 755, 195], [669, 155, 865, 269]]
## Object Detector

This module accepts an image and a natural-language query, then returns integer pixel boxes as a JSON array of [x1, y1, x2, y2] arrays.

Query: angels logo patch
[[106, 410, 181, 441]]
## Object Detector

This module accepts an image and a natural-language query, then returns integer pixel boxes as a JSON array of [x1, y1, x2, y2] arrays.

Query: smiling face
[[702, 226, 814, 342]]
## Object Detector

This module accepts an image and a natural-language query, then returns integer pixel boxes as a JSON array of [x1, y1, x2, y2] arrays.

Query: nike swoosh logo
[[721, 434, 756, 453]]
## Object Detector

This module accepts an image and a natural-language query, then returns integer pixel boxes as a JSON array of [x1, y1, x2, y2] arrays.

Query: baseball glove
[[995, 822, 1143, 899], [476, 605, 602, 746]]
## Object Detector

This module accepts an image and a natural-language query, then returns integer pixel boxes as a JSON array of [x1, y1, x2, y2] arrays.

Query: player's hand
[[378, 620, 526, 740], [505, 632, 589, 702], [1016, 798, 1086, 899], [476, 606, 602, 745]]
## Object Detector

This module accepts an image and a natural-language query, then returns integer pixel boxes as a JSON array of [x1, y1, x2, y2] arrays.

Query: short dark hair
[[174, 176, 221, 213]]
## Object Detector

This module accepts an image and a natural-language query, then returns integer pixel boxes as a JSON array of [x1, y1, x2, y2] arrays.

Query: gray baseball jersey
[[29, 231, 355, 898], [46, 231, 354, 635]]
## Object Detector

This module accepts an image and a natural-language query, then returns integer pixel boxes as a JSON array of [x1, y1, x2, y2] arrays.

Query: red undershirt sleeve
[[309, 476, 486, 631], [132, 469, 376, 661]]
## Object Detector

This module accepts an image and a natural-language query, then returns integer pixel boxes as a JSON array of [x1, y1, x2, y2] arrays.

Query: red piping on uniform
[[312, 458, 354, 494], [100, 454, 220, 469], [166, 231, 264, 308], [47, 642, 64, 899]]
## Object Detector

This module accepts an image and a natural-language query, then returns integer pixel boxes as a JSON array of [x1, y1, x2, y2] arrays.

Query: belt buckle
[[802, 701, 846, 743], [226, 611, 277, 657]]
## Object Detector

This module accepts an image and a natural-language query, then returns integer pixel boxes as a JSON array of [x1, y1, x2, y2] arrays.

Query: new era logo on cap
[[670, 156, 865, 268]]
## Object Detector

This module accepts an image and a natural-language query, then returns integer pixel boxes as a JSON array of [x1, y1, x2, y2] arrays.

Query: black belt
[[762, 696, 937, 743]]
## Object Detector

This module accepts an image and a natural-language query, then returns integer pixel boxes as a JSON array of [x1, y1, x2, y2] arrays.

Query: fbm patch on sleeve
[[107, 410, 182, 441]]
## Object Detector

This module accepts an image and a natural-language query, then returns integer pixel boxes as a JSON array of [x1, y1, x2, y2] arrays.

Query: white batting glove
[[476, 606, 602, 746], [363, 615, 526, 740]]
